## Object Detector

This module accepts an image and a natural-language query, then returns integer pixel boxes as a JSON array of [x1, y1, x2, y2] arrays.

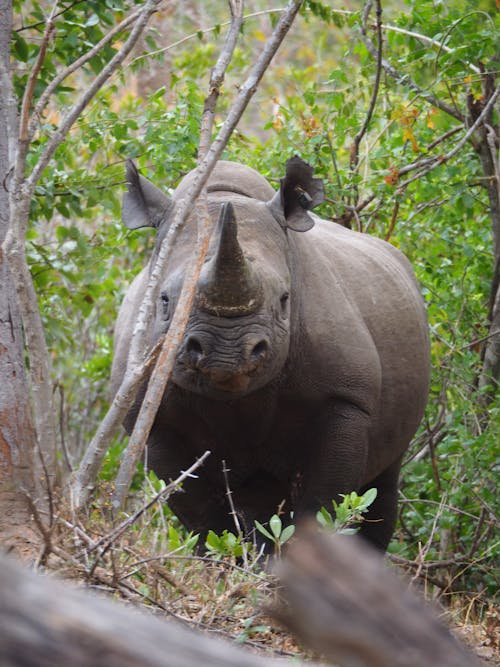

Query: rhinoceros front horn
[[198, 202, 263, 317]]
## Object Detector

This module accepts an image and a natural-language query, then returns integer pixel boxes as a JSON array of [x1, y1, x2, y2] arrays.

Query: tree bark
[[0, 0, 41, 558]]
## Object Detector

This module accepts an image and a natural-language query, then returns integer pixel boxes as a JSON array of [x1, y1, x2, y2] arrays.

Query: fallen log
[[0, 553, 306, 667], [275, 523, 481, 667], [0, 526, 482, 667]]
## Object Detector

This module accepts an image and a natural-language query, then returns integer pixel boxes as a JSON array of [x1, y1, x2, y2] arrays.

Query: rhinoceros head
[[121, 157, 324, 399]]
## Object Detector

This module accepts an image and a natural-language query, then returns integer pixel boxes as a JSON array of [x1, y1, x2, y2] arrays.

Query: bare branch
[[222, 459, 249, 568], [82, 450, 211, 558], [25, 0, 162, 197], [397, 85, 500, 189], [350, 0, 382, 174], [27, 8, 142, 144], [198, 0, 244, 160]]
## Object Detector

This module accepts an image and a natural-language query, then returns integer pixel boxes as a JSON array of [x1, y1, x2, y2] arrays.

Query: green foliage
[[316, 488, 378, 535]]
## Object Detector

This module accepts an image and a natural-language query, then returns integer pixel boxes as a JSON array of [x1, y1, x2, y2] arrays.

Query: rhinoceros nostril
[[250, 339, 269, 362], [185, 336, 205, 364]]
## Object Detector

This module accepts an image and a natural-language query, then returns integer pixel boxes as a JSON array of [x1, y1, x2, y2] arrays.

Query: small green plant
[[167, 524, 199, 554], [316, 488, 378, 534], [235, 615, 272, 644], [205, 529, 244, 558], [254, 514, 295, 556]]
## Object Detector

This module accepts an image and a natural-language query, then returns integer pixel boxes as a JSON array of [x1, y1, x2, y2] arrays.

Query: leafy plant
[[254, 514, 295, 556], [316, 488, 378, 535], [205, 529, 244, 559]]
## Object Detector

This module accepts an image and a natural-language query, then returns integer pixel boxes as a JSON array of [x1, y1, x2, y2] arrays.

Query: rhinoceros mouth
[[172, 361, 260, 397]]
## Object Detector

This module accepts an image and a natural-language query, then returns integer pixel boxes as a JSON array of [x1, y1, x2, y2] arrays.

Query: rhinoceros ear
[[267, 156, 325, 232], [122, 160, 173, 230]]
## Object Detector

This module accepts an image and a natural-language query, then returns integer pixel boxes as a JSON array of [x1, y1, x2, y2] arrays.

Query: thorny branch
[[82, 450, 211, 558]]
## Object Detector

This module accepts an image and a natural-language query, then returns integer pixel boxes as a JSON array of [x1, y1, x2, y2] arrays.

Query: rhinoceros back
[[174, 161, 275, 202]]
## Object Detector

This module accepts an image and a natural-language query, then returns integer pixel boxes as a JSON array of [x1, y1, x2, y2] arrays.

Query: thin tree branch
[[397, 86, 500, 190], [131, 7, 290, 64], [25, 0, 162, 198], [19, 1, 58, 146], [384, 197, 399, 241], [362, 22, 465, 123], [198, 0, 243, 160], [16, 0, 85, 32], [81, 450, 211, 558], [350, 0, 382, 174], [27, 8, 142, 144]]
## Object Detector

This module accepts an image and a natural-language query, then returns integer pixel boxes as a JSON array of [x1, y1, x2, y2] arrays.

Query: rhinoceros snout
[[183, 334, 269, 372]]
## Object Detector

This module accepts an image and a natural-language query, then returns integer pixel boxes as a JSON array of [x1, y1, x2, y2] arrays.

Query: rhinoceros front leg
[[298, 398, 398, 550], [147, 428, 231, 539]]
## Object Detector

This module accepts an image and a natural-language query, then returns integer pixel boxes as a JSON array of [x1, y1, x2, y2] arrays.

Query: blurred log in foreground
[[0, 526, 481, 667], [276, 523, 481, 667], [0, 552, 301, 667]]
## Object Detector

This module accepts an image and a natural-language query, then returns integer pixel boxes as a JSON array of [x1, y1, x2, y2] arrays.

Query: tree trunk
[[0, 0, 41, 558]]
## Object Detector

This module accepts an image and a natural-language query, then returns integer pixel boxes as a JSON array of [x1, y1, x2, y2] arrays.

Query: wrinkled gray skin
[[111, 157, 430, 552]]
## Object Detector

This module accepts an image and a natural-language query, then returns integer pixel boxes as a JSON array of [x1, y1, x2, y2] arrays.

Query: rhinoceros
[[111, 156, 430, 551]]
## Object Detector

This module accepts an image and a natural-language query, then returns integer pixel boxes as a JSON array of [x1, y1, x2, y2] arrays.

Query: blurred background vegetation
[[13, 0, 499, 608]]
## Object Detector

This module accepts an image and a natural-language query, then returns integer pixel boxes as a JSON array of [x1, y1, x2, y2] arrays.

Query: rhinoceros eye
[[160, 292, 170, 318], [280, 291, 289, 314]]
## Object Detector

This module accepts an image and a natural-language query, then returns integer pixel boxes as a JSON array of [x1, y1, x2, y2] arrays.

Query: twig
[[81, 450, 211, 558], [222, 459, 249, 569], [131, 7, 290, 64], [362, 21, 464, 122], [27, 8, 142, 143], [412, 494, 447, 583], [16, 0, 85, 32], [397, 85, 500, 189], [350, 0, 382, 175]]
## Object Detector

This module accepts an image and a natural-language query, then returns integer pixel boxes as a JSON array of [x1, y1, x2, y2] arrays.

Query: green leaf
[[254, 520, 273, 541], [269, 514, 282, 539], [13, 32, 29, 62], [280, 524, 295, 544]]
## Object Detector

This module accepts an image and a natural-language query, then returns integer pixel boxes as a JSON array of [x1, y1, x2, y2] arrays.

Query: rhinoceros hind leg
[[358, 455, 403, 552]]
